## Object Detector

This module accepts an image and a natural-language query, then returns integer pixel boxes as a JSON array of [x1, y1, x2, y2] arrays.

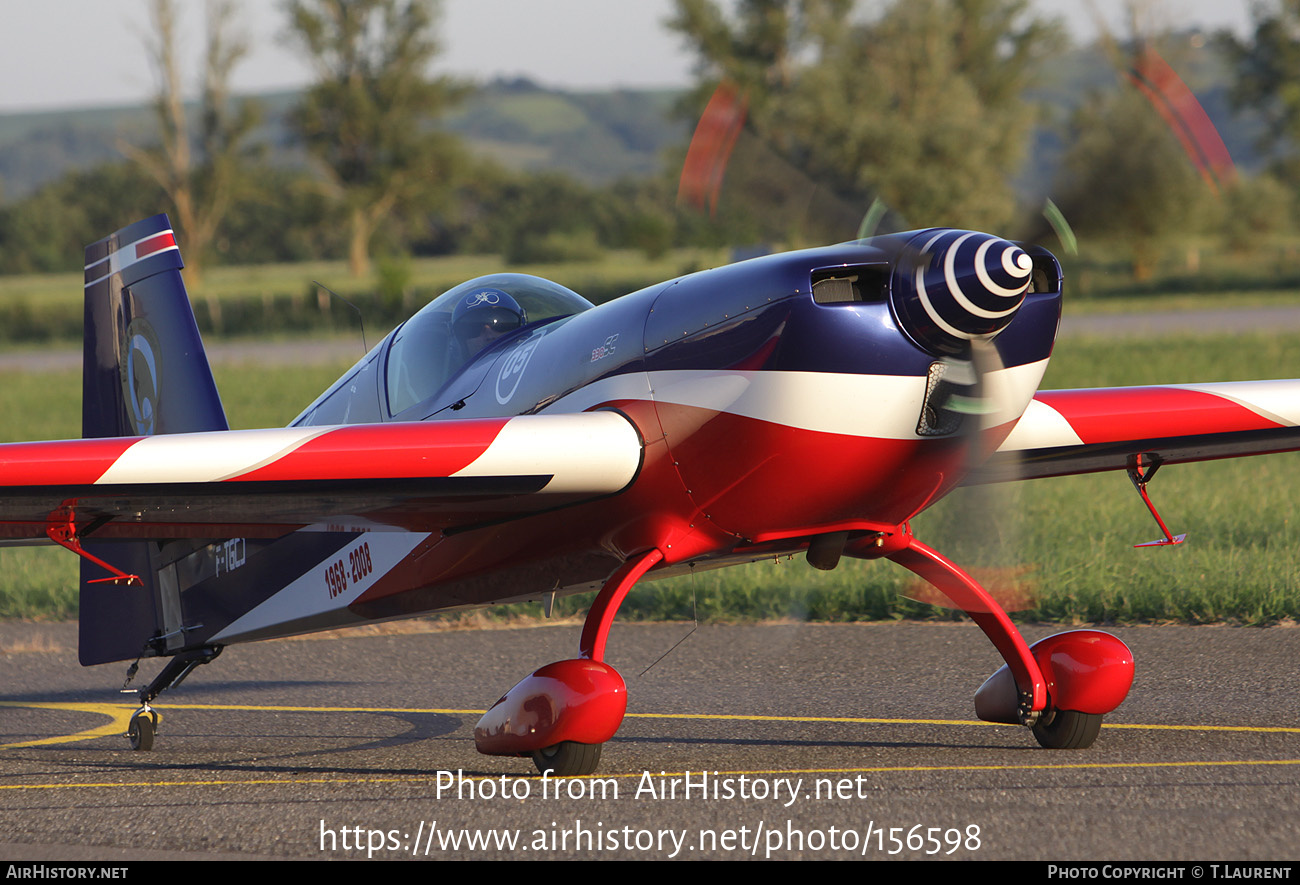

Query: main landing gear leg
[[475, 549, 664, 776], [885, 531, 1133, 748], [125, 646, 222, 751]]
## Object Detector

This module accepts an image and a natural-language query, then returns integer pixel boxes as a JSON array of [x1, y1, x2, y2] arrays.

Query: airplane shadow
[[0, 679, 386, 704], [615, 734, 1025, 753], [13, 709, 469, 780]]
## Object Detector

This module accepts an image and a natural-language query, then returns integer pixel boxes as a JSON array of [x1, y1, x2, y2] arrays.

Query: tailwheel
[[1031, 709, 1102, 749], [127, 709, 158, 751], [532, 741, 602, 777]]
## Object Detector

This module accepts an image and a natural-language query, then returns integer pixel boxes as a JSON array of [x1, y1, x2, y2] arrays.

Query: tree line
[[5, 0, 1300, 284]]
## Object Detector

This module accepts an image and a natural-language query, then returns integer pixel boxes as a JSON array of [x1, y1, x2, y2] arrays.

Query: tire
[[531, 741, 602, 776], [1032, 709, 1102, 749], [128, 713, 155, 751]]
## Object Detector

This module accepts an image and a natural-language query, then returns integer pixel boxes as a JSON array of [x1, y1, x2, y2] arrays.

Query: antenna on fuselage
[[313, 281, 367, 355], [637, 566, 699, 678]]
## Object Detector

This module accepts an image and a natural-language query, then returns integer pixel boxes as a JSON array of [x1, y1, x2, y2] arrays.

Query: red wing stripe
[[0, 414, 641, 497], [231, 419, 511, 482], [0, 422, 507, 488], [1036, 387, 1288, 445], [0, 437, 140, 485]]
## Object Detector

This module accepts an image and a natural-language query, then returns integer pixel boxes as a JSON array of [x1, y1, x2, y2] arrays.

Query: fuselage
[[242, 231, 1063, 630]]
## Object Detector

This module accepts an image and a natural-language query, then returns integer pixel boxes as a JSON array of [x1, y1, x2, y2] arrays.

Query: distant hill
[[0, 78, 691, 203], [0, 105, 157, 201], [0, 37, 1271, 206], [440, 77, 687, 182]]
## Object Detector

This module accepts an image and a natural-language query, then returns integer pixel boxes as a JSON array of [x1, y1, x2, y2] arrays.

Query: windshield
[[384, 273, 593, 416]]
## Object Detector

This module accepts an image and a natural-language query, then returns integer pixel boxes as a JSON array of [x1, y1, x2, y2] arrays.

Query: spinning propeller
[[676, 80, 1050, 616], [889, 229, 1035, 457], [887, 229, 1041, 614]]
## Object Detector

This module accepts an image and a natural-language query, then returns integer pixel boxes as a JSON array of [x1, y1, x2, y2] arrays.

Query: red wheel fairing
[[475, 659, 627, 756]]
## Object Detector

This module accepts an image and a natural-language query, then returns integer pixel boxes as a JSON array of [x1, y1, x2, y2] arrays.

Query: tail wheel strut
[[124, 646, 222, 751]]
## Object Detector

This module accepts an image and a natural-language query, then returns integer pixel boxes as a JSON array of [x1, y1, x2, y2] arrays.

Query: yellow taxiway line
[[0, 702, 138, 749], [2, 700, 1298, 791], [4, 699, 1299, 753], [2, 758, 1300, 793]]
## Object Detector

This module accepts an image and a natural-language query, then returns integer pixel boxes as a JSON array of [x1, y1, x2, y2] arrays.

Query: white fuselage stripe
[[550, 364, 1048, 441], [210, 531, 432, 643]]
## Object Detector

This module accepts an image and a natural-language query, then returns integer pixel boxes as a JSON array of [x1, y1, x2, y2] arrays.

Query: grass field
[[0, 326, 1296, 624], [4, 240, 1300, 344], [0, 248, 733, 344], [0, 359, 359, 618], [0, 249, 723, 309], [610, 330, 1300, 626]]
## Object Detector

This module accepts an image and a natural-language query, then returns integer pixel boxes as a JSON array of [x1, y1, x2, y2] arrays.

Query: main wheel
[[1032, 709, 1102, 749], [127, 712, 155, 751], [532, 741, 602, 776]]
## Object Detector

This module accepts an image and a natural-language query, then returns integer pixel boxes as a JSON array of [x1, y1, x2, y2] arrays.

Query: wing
[[971, 380, 1300, 482], [0, 411, 642, 541]]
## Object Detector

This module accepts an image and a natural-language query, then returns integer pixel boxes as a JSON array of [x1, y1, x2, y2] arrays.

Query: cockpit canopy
[[385, 274, 594, 416], [294, 273, 594, 428]]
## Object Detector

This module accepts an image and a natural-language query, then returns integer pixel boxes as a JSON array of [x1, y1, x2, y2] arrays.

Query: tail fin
[[82, 214, 227, 438], [79, 215, 228, 665]]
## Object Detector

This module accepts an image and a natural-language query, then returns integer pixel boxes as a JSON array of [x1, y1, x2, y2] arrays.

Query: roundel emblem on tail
[[121, 318, 162, 435]]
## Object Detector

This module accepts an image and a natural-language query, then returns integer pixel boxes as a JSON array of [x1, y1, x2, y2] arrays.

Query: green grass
[[0, 249, 728, 344], [1063, 289, 1300, 316], [0, 249, 723, 309], [1, 330, 1298, 624], [4, 241, 1298, 341], [1040, 332, 1300, 388], [523, 439, 1300, 628], [499, 331, 1300, 627], [0, 359, 355, 618]]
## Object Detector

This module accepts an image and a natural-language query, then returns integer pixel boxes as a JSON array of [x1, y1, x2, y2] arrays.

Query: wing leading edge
[[0, 411, 643, 540], [972, 379, 1300, 482]]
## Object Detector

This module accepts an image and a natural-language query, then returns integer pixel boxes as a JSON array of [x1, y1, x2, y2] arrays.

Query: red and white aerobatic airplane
[[1, 215, 1296, 775]]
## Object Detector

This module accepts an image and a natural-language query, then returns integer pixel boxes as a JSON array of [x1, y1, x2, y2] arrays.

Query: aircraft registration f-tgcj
[[2, 215, 1297, 775]]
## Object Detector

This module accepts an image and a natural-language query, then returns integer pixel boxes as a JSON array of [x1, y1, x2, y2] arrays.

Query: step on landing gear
[[475, 549, 663, 776]]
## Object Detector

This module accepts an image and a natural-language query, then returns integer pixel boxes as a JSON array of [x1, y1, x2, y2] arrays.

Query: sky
[[0, 0, 1258, 114]]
